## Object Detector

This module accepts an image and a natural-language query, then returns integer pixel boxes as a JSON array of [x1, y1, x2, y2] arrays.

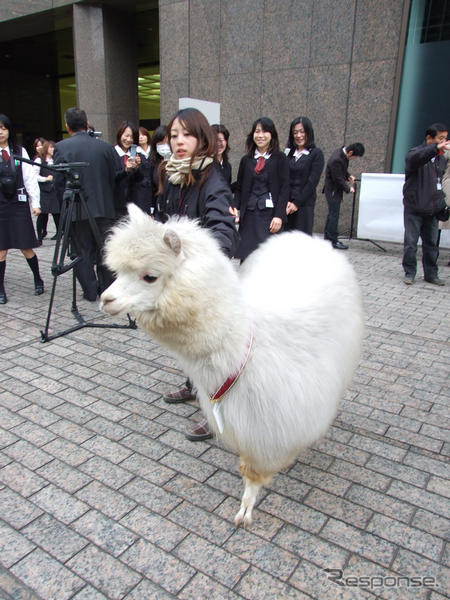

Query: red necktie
[[1, 149, 9, 163], [123, 154, 128, 166], [254, 156, 265, 174]]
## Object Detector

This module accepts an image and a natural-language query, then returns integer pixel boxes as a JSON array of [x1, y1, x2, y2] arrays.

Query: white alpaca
[[100, 205, 364, 526]]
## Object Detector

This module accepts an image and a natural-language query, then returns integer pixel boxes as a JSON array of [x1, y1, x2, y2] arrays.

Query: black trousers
[[402, 210, 439, 280], [72, 218, 115, 299], [324, 190, 343, 244]]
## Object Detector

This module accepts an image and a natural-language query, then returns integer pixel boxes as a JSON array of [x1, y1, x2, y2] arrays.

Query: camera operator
[[53, 107, 118, 301]]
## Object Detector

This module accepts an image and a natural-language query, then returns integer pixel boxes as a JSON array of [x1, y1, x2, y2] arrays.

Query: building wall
[[159, 0, 408, 231]]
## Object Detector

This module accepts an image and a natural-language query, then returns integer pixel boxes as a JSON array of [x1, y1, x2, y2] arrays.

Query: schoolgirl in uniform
[[285, 116, 324, 236], [234, 117, 289, 261], [0, 114, 44, 304]]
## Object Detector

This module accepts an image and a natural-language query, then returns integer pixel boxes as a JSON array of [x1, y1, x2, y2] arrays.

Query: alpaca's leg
[[235, 460, 271, 527], [235, 476, 262, 527]]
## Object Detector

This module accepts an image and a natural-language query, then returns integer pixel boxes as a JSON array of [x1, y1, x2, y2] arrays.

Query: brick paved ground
[[0, 226, 449, 600]]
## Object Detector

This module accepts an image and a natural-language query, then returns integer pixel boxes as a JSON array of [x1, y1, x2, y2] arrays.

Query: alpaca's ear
[[163, 229, 182, 255], [127, 202, 148, 223]]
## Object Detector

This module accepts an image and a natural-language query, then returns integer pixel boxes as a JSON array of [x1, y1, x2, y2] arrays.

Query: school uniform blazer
[[234, 151, 289, 222], [287, 146, 324, 207]]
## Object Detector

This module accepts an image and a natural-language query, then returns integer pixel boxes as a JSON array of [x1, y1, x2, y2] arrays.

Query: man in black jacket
[[402, 123, 450, 286], [54, 108, 118, 300], [323, 143, 365, 249]]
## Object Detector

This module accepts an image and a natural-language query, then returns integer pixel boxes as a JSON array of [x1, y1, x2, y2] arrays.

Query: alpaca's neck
[[137, 259, 249, 390]]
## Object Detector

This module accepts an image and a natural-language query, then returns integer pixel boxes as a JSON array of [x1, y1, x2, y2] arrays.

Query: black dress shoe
[[0, 292, 7, 304], [332, 241, 349, 250], [34, 282, 44, 296]]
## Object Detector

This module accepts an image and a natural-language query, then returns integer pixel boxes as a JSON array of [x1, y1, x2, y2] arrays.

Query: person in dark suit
[[285, 116, 324, 236], [323, 142, 365, 249], [234, 117, 289, 261], [53, 107, 118, 301]]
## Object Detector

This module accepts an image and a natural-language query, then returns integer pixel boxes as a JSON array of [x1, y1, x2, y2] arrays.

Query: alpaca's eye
[[142, 275, 158, 284]]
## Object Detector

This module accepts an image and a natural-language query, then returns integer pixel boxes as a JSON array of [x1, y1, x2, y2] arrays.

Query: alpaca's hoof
[[234, 508, 252, 528]]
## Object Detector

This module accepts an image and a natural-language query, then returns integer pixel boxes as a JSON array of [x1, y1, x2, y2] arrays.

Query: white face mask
[[156, 143, 171, 159]]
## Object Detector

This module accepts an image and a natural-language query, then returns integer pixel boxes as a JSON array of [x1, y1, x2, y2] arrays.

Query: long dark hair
[[40, 140, 55, 163], [115, 120, 139, 150], [32, 136, 46, 159], [246, 117, 279, 157], [286, 116, 316, 156], [161, 108, 216, 189], [211, 124, 230, 163], [149, 124, 168, 164], [0, 114, 19, 154]]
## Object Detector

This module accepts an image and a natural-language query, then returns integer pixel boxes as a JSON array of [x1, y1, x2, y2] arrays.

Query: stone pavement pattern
[[0, 231, 449, 600]]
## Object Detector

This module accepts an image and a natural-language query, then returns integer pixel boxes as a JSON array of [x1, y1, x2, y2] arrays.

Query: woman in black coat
[[285, 116, 324, 236], [234, 117, 289, 261], [134, 126, 154, 215], [159, 108, 238, 441], [113, 120, 145, 218], [35, 140, 60, 240], [0, 113, 44, 304], [212, 124, 232, 186], [149, 125, 169, 220]]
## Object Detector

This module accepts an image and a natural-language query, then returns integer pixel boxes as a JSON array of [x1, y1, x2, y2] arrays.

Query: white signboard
[[178, 98, 220, 124], [357, 173, 450, 248]]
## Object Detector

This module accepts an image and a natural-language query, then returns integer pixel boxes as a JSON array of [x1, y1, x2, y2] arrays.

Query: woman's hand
[[229, 206, 240, 223], [125, 154, 141, 171], [286, 201, 298, 215], [32, 207, 41, 216], [47, 175, 53, 182], [269, 217, 282, 233]]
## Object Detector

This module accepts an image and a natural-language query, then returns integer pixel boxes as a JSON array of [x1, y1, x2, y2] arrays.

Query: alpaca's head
[[100, 204, 230, 326]]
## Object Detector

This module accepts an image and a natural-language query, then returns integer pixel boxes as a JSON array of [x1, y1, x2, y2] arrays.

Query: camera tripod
[[40, 167, 137, 342], [339, 179, 386, 252], [13, 154, 136, 342]]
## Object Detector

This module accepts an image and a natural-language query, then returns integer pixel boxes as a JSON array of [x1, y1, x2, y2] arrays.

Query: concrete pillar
[[72, 3, 138, 144]]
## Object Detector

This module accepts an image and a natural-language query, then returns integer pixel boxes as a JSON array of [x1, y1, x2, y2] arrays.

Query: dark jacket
[[160, 164, 239, 257], [133, 151, 155, 215], [53, 131, 117, 220], [234, 151, 289, 222], [323, 147, 351, 195], [287, 146, 324, 207], [403, 142, 447, 215]]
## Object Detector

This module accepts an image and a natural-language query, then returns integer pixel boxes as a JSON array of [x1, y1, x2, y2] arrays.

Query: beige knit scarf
[[165, 155, 213, 185]]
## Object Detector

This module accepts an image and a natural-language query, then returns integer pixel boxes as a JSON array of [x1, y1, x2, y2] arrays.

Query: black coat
[[234, 151, 289, 221], [323, 147, 351, 196], [403, 142, 447, 215], [53, 132, 117, 220], [39, 162, 60, 214], [160, 164, 238, 257], [133, 151, 155, 215], [287, 146, 324, 207]]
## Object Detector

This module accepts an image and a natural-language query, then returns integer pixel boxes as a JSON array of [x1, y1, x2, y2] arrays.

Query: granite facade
[[159, 0, 408, 232], [73, 4, 138, 144]]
